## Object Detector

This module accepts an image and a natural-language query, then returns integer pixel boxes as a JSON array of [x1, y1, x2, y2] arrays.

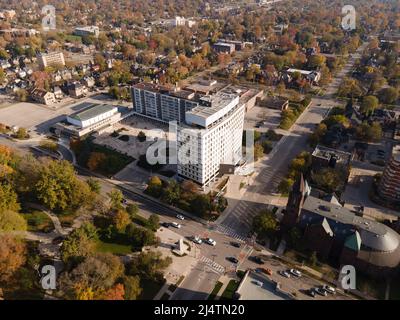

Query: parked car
[[171, 222, 181, 229], [176, 214, 185, 220], [249, 256, 265, 264], [315, 287, 327, 296], [231, 242, 241, 248], [227, 257, 239, 264], [121, 198, 128, 205], [289, 269, 302, 278], [192, 236, 202, 244], [253, 280, 263, 287], [260, 268, 273, 276], [278, 270, 291, 278], [306, 289, 316, 298], [161, 222, 170, 228], [322, 285, 336, 294], [205, 238, 216, 246]]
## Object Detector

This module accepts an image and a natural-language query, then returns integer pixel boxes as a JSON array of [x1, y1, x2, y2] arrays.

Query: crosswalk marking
[[200, 256, 225, 274], [215, 224, 247, 243]]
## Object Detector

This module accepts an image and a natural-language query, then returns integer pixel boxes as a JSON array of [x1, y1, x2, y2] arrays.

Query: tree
[[15, 127, 28, 139], [61, 227, 96, 264], [147, 214, 160, 231], [378, 87, 398, 105], [190, 194, 211, 218], [102, 283, 125, 300], [60, 253, 124, 300], [137, 131, 146, 142], [146, 176, 162, 197], [126, 203, 139, 218], [252, 210, 278, 238], [0, 183, 20, 213], [128, 251, 172, 281], [0, 235, 26, 282], [87, 152, 106, 171], [312, 167, 347, 193], [360, 95, 379, 116], [107, 189, 124, 209], [0, 210, 27, 232], [126, 224, 157, 248], [87, 178, 101, 194], [308, 54, 326, 69], [355, 122, 382, 142], [161, 180, 180, 205], [278, 178, 294, 196], [122, 275, 142, 300], [112, 209, 131, 232], [35, 159, 91, 212]]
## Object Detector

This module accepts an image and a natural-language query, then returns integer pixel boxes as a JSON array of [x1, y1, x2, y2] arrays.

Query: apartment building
[[177, 92, 244, 186], [37, 51, 65, 70], [131, 83, 198, 124], [74, 26, 100, 38], [379, 145, 400, 203]]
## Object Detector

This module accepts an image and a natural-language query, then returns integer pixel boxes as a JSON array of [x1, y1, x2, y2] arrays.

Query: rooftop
[[302, 196, 400, 252], [236, 271, 294, 300], [312, 145, 352, 165], [68, 103, 117, 122], [185, 91, 239, 128]]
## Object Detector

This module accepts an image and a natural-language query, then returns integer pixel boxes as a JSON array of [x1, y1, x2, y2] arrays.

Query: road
[[217, 42, 368, 239]]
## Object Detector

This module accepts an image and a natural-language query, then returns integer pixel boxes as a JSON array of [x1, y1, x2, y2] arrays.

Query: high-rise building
[[177, 92, 244, 186], [379, 145, 400, 203], [130, 82, 246, 186], [37, 51, 65, 70]]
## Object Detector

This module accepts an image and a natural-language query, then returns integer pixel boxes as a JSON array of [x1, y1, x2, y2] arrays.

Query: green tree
[[127, 250, 172, 281], [360, 95, 379, 116], [0, 210, 27, 232], [254, 143, 264, 161], [190, 194, 211, 218], [0, 183, 20, 213], [35, 159, 91, 212], [15, 127, 28, 139], [146, 176, 162, 197], [108, 189, 124, 209], [252, 210, 279, 238], [147, 214, 160, 231], [61, 227, 96, 264], [378, 87, 398, 105], [278, 178, 294, 196], [309, 251, 318, 267], [122, 275, 142, 300], [87, 178, 101, 194], [126, 203, 139, 218]]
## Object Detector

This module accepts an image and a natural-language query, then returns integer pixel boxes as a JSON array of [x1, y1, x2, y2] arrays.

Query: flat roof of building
[[236, 271, 293, 300], [185, 91, 239, 128], [68, 103, 117, 122], [133, 82, 195, 100], [312, 145, 352, 165]]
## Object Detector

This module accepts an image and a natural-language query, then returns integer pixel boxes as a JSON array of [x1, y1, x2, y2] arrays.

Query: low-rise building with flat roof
[[55, 103, 122, 137], [235, 270, 294, 300]]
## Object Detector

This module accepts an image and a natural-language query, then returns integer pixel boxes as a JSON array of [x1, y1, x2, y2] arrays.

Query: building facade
[[379, 145, 400, 203], [74, 26, 100, 38], [177, 93, 244, 186], [37, 52, 65, 70], [283, 174, 400, 277]]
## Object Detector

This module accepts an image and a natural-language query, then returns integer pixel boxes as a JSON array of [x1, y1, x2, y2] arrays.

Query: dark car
[[161, 222, 170, 228], [306, 289, 316, 298], [231, 242, 241, 248], [228, 257, 239, 264], [249, 256, 265, 265]]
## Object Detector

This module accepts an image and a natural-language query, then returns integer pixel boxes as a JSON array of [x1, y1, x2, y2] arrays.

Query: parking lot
[[240, 254, 354, 300]]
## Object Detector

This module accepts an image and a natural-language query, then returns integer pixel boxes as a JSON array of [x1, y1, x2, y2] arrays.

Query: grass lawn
[[138, 278, 165, 300], [95, 240, 132, 255], [207, 281, 223, 300], [220, 280, 240, 300], [22, 211, 54, 233]]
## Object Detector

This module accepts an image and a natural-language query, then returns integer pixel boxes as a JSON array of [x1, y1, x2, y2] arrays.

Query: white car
[[289, 269, 302, 278], [171, 222, 181, 229], [176, 214, 185, 220], [322, 285, 336, 294], [279, 270, 291, 278], [253, 280, 263, 287], [205, 238, 216, 246], [192, 236, 202, 244]]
